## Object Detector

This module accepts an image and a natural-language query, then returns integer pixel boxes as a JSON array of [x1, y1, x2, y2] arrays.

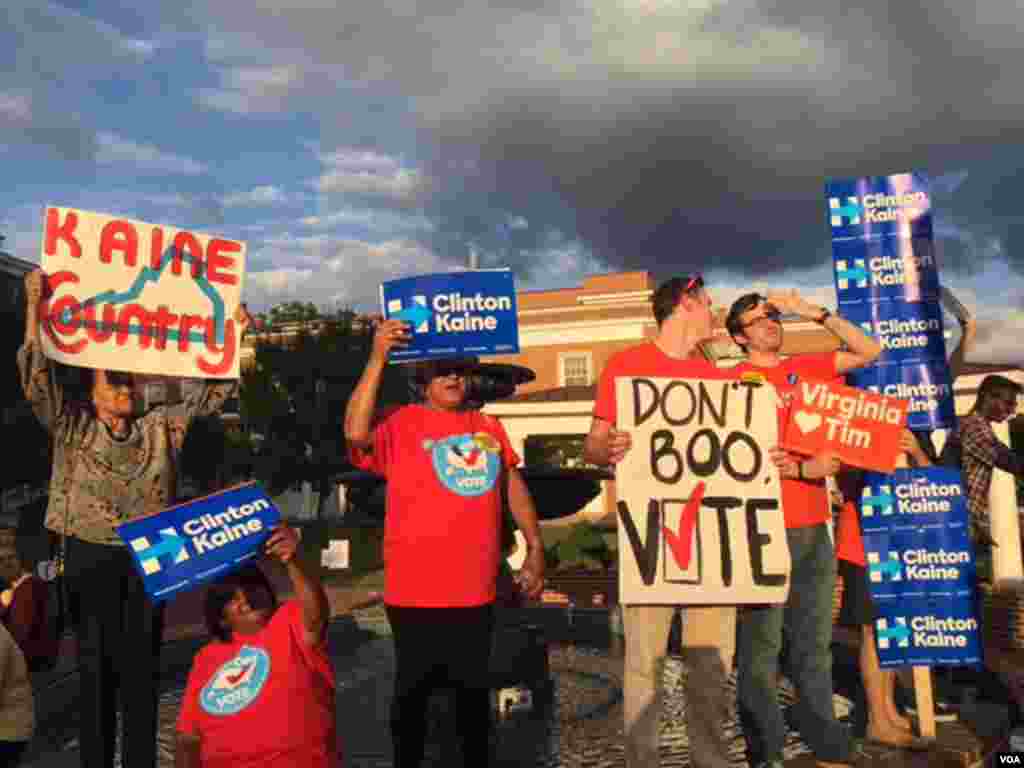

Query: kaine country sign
[[116, 483, 280, 603], [859, 467, 982, 668], [38, 206, 247, 379], [380, 269, 519, 362]]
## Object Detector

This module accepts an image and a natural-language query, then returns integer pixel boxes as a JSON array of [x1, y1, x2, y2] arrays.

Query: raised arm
[[265, 525, 329, 646], [766, 289, 882, 374], [948, 317, 977, 383], [344, 318, 408, 451], [17, 269, 66, 432]]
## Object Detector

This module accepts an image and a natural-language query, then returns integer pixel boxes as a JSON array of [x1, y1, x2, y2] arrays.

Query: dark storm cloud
[[190, 0, 1024, 279]]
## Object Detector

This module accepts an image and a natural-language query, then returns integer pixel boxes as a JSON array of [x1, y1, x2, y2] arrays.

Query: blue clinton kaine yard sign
[[380, 269, 520, 362], [116, 482, 280, 603]]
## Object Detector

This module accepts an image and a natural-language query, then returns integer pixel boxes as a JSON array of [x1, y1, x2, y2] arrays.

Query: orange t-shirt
[[732, 352, 839, 529], [593, 342, 729, 424], [348, 405, 520, 607], [835, 500, 866, 566]]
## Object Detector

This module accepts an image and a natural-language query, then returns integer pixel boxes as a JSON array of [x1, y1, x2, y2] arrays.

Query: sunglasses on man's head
[[682, 275, 704, 294], [740, 303, 782, 328]]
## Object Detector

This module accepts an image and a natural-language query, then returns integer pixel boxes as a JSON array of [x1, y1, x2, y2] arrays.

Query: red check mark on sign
[[663, 482, 706, 571]]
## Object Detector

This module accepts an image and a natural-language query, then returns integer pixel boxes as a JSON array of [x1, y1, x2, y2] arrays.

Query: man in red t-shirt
[[725, 290, 881, 768], [583, 275, 737, 768], [344, 318, 545, 768], [176, 525, 336, 768]]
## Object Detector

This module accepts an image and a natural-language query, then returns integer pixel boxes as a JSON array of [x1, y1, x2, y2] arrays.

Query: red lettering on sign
[[99, 220, 139, 266], [171, 231, 204, 279], [39, 271, 87, 355], [178, 314, 204, 352], [44, 209, 82, 260], [115, 304, 153, 349], [206, 239, 240, 286], [149, 226, 165, 269], [150, 305, 179, 350], [84, 303, 115, 343], [196, 318, 236, 376]]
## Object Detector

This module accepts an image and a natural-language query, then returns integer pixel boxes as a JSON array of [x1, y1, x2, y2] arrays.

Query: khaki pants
[[623, 604, 736, 768]]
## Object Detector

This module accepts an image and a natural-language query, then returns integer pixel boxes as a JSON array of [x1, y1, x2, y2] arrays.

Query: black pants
[[0, 741, 27, 768], [385, 604, 495, 768], [65, 537, 165, 768]]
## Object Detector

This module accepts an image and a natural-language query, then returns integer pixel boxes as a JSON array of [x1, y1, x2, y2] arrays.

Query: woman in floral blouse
[[18, 269, 249, 768]]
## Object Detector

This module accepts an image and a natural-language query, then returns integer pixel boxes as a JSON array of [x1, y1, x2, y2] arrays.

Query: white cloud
[[242, 234, 453, 311], [311, 147, 429, 205], [96, 131, 206, 175], [313, 167, 427, 202], [247, 267, 315, 296], [298, 207, 433, 232], [222, 185, 288, 207], [0, 92, 32, 123], [197, 65, 302, 114]]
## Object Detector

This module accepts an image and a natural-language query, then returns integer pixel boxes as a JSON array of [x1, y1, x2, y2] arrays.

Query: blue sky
[[3, 0, 1024, 361]]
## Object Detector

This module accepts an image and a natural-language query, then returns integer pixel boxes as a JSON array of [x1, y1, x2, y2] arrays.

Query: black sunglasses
[[431, 362, 473, 379], [740, 304, 782, 328], [105, 370, 135, 388]]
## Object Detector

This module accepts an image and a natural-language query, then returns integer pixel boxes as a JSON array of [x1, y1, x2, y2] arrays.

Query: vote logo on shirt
[[427, 432, 501, 497], [200, 646, 271, 716]]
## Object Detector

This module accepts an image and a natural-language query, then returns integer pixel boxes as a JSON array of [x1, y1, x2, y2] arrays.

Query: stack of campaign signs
[[827, 174, 981, 668], [858, 468, 982, 668], [826, 173, 954, 431]]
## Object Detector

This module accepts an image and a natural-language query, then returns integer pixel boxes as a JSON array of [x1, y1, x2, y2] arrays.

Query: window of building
[[524, 434, 595, 469], [559, 352, 592, 387]]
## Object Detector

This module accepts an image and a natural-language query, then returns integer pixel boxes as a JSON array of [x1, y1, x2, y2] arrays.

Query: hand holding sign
[[371, 318, 411, 363], [264, 525, 299, 564], [607, 427, 633, 465]]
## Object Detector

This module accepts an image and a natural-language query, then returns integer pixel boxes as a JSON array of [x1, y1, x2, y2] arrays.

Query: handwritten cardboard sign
[[781, 376, 909, 472], [38, 206, 246, 378], [116, 483, 279, 603], [615, 377, 790, 605]]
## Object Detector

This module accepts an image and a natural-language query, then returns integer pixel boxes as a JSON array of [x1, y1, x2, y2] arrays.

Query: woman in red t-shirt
[[176, 526, 340, 768]]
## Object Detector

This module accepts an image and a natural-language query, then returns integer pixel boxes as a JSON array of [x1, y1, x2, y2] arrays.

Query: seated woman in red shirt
[[176, 525, 337, 768]]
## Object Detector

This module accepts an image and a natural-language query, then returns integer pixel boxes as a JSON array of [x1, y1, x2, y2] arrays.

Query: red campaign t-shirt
[[176, 601, 337, 768], [835, 500, 867, 566], [593, 343, 730, 425], [732, 352, 839, 529], [348, 404, 520, 607]]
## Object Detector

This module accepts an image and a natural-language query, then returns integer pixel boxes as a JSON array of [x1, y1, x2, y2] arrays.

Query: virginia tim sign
[[781, 376, 909, 473]]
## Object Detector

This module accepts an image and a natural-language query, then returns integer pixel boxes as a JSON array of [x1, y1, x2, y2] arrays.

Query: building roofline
[[0, 252, 36, 277]]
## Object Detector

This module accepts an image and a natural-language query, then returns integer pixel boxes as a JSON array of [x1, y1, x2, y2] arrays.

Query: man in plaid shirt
[[942, 374, 1024, 580]]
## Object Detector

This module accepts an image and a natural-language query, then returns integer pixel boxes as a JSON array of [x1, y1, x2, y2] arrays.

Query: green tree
[[240, 313, 408, 510], [267, 301, 321, 326]]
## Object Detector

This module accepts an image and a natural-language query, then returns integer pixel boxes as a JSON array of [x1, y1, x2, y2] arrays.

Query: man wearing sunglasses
[[725, 290, 881, 768], [583, 274, 738, 768], [345, 318, 544, 768]]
